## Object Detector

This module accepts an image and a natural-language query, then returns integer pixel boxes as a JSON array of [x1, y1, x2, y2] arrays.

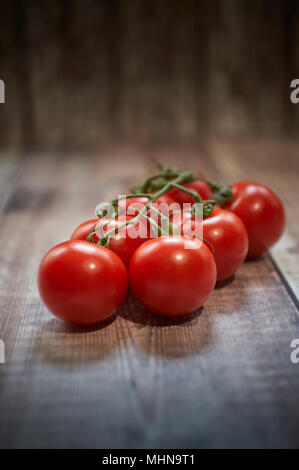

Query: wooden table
[[0, 137, 298, 449]]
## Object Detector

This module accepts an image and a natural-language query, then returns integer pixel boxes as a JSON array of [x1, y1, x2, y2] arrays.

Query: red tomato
[[154, 192, 176, 206], [169, 179, 212, 206], [224, 182, 285, 258], [93, 217, 149, 267], [38, 240, 128, 325], [118, 194, 149, 217], [169, 210, 192, 231], [148, 192, 180, 227], [181, 208, 249, 281], [71, 216, 149, 267], [71, 218, 99, 241], [129, 236, 216, 316]]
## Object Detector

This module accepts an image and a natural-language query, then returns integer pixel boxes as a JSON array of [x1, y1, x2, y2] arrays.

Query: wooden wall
[[0, 0, 299, 152]]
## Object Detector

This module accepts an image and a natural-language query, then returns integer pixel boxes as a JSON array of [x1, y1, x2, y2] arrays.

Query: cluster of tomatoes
[[38, 166, 285, 325]]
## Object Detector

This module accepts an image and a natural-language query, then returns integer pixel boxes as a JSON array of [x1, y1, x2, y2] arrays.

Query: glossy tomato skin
[[71, 219, 98, 241], [118, 194, 149, 217], [225, 182, 285, 258], [182, 208, 248, 281], [93, 217, 149, 267], [172, 208, 248, 281], [129, 236, 216, 317], [169, 179, 212, 206], [154, 193, 176, 205], [203, 208, 248, 281], [148, 193, 180, 227], [71, 217, 149, 268], [38, 240, 128, 325]]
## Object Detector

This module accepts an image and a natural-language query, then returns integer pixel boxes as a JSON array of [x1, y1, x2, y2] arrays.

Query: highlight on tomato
[[71, 218, 98, 241], [38, 163, 287, 327], [38, 240, 128, 325], [71, 215, 149, 267], [169, 178, 212, 207], [181, 207, 249, 282], [223, 181, 285, 258], [129, 236, 217, 317], [117, 194, 149, 217]]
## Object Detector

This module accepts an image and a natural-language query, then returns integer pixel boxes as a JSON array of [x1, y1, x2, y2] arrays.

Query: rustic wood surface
[[0, 138, 298, 449], [1, 0, 299, 152]]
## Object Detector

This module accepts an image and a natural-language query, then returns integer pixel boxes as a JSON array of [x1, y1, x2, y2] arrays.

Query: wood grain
[[0, 139, 298, 449], [1, 0, 299, 151], [204, 136, 299, 307]]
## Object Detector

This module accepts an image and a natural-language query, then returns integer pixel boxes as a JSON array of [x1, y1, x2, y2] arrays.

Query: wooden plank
[[0, 155, 22, 213], [2, 1, 299, 150], [270, 235, 299, 308], [0, 3, 23, 150], [25, 1, 111, 150], [205, 136, 299, 306], [0, 144, 299, 448], [208, 0, 286, 135]]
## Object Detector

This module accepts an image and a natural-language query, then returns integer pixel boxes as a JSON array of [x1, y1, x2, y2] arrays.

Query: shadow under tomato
[[215, 275, 235, 289], [36, 323, 122, 365], [32, 288, 215, 363], [38, 313, 117, 334], [29, 299, 122, 365], [120, 292, 204, 328], [245, 253, 266, 263], [119, 292, 213, 358]]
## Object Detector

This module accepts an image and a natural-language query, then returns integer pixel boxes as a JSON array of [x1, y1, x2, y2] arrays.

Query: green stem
[[198, 177, 233, 206], [117, 193, 150, 200], [149, 204, 173, 235], [171, 182, 202, 202], [131, 165, 196, 194], [92, 170, 216, 245], [98, 172, 190, 242]]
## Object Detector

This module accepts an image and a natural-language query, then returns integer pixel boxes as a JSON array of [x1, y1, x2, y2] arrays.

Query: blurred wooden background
[[1, 0, 299, 449], [0, 0, 299, 152], [0, 140, 298, 449]]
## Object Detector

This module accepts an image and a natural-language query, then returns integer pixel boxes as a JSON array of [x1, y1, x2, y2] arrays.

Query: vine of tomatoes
[[38, 164, 285, 324]]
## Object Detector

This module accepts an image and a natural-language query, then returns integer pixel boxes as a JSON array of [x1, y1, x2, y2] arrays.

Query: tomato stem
[[198, 177, 234, 206], [90, 169, 217, 246]]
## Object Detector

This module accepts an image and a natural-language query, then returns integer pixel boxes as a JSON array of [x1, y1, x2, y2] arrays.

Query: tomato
[[71, 218, 99, 241], [146, 193, 179, 228], [118, 194, 149, 217], [224, 182, 285, 258], [129, 236, 216, 316], [154, 192, 176, 206], [71, 216, 149, 267], [38, 240, 128, 325], [93, 217, 149, 267], [181, 208, 249, 281], [169, 179, 212, 206]]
